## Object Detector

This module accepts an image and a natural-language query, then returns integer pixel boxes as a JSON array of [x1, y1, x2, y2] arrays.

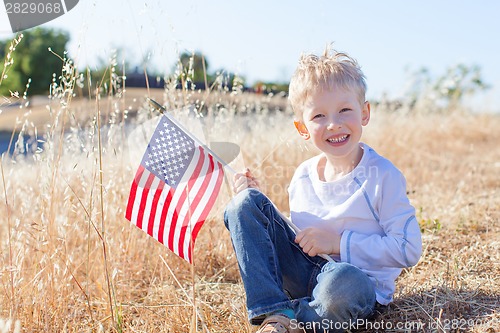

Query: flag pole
[[147, 98, 333, 263]]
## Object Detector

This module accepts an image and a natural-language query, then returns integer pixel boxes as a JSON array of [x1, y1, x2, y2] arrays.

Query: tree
[[176, 51, 212, 88], [173, 51, 249, 91], [82, 48, 130, 96], [0, 27, 70, 96], [0, 40, 6, 60], [432, 64, 490, 109], [402, 64, 490, 112]]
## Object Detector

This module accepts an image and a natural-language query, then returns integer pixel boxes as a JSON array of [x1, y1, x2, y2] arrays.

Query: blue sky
[[1, 0, 499, 110]]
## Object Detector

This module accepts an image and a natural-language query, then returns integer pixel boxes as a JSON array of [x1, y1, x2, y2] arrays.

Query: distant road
[[0, 87, 166, 133]]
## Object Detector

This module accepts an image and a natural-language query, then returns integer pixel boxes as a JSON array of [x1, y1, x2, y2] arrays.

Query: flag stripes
[[125, 114, 225, 263]]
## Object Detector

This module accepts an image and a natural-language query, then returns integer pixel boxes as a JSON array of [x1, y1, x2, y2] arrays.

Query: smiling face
[[295, 86, 370, 168]]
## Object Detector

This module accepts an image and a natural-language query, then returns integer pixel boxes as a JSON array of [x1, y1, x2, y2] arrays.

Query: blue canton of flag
[[143, 118, 195, 187]]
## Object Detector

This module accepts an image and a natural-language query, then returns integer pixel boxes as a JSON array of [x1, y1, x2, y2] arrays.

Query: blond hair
[[288, 45, 367, 118]]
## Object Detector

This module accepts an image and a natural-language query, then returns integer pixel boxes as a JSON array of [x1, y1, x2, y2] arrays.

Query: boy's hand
[[233, 168, 261, 194], [295, 227, 341, 257]]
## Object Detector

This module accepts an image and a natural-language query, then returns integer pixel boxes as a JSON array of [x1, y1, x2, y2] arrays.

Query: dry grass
[[0, 84, 498, 333]]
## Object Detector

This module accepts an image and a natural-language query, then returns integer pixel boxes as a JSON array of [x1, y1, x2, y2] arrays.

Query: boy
[[224, 46, 422, 333]]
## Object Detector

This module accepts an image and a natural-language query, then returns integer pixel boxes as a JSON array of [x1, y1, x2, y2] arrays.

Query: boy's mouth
[[326, 134, 349, 144]]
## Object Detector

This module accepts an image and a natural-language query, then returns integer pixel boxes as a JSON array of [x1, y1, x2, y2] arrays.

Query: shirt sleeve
[[340, 168, 422, 269]]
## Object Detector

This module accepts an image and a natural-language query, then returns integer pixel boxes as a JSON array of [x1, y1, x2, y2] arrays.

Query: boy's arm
[[340, 170, 422, 269]]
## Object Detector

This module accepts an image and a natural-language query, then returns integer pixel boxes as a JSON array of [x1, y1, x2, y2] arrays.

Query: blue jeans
[[224, 189, 376, 332]]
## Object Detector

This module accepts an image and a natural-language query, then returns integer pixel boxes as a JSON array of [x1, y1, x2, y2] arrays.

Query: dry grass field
[[0, 85, 498, 333]]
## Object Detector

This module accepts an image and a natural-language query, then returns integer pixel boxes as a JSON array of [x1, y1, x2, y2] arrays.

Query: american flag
[[125, 114, 225, 263]]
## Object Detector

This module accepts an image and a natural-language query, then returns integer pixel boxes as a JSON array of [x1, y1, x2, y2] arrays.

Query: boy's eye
[[340, 108, 352, 113], [312, 114, 324, 119]]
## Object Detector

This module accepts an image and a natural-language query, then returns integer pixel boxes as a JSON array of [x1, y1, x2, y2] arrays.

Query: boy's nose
[[327, 120, 341, 130]]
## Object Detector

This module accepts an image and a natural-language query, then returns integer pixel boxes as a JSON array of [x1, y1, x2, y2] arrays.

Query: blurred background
[[1, 0, 499, 112]]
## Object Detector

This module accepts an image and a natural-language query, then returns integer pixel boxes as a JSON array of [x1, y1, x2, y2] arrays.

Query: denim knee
[[312, 262, 376, 321], [224, 188, 267, 230]]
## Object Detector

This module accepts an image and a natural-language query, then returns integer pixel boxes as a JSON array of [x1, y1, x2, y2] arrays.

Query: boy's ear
[[294, 120, 310, 140], [362, 101, 371, 126]]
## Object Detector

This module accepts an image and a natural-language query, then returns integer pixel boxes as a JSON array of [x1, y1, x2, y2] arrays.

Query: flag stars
[[142, 117, 197, 185]]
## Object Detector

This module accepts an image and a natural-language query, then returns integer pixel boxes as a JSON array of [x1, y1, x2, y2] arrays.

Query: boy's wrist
[[328, 232, 342, 255], [321, 231, 340, 255]]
